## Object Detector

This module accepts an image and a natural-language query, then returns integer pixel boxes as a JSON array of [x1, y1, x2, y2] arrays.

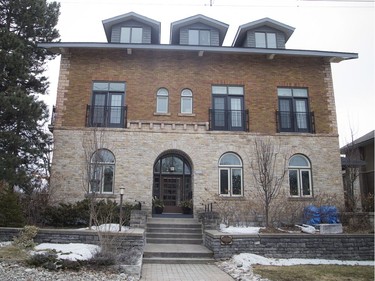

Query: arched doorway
[[153, 151, 192, 213]]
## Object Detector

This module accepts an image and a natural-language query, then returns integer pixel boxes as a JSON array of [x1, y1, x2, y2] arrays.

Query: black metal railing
[[86, 105, 127, 128], [209, 109, 249, 131], [276, 111, 315, 133]]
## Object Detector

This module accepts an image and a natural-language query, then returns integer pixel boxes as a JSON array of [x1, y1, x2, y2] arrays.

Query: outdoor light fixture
[[119, 187, 125, 232]]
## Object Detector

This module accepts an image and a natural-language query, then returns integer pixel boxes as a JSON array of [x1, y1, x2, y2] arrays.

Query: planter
[[154, 206, 163, 214], [182, 207, 192, 215]]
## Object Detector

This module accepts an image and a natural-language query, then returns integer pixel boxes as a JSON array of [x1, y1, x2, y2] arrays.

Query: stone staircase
[[143, 217, 214, 264]]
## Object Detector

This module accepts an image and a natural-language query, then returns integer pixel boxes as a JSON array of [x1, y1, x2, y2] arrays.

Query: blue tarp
[[303, 205, 321, 225], [303, 205, 339, 225], [320, 206, 339, 224]]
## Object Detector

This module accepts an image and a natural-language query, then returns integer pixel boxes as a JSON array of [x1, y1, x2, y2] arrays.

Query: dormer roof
[[102, 12, 161, 44], [170, 14, 229, 45], [232, 17, 295, 47]]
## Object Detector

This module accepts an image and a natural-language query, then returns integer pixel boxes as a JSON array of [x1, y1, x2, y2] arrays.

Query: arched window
[[156, 88, 169, 113], [90, 149, 115, 194], [288, 154, 312, 197], [180, 89, 193, 114], [218, 153, 243, 196]]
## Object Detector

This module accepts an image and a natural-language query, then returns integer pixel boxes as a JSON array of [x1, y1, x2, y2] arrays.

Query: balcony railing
[[276, 111, 315, 133], [209, 109, 249, 131], [86, 105, 127, 128]]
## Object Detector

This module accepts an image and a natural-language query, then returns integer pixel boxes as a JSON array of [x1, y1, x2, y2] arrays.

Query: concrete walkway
[[140, 263, 235, 281]]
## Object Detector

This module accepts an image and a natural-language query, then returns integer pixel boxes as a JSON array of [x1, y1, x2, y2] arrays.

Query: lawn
[[253, 264, 374, 281]]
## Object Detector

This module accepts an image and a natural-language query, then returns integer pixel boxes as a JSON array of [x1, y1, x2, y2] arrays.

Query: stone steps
[[143, 217, 214, 264]]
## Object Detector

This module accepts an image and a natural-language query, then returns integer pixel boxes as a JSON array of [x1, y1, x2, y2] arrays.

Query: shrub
[[27, 251, 59, 270], [0, 183, 25, 227], [13, 225, 39, 249]]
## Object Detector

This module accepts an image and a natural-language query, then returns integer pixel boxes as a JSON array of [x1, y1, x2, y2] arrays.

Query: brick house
[[40, 12, 357, 217]]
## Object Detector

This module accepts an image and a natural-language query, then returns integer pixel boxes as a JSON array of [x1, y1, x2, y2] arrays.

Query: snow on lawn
[[220, 224, 263, 234], [34, 243, 100, 261], [232, 253, 375, 268]]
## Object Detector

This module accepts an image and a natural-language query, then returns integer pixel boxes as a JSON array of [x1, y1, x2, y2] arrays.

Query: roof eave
[[38, 42, 358, 61]]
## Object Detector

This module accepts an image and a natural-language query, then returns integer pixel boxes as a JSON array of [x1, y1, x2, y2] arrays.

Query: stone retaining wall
[[204, 230, 374, 261], [0, 227, 145, 252]]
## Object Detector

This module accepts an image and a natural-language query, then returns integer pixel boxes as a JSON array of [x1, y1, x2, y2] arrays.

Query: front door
[[161, 177, 182, 213]]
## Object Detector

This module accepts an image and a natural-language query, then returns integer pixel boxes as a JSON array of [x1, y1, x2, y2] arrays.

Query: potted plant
[[179, 199, 193, 214], [152, 196, 164, 214]]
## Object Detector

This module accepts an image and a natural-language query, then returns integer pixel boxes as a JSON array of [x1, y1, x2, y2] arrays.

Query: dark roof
[[232, 17, 295, 47], [340, 130, 374, 153], [38, 42, 358, 62], [341, 157, 366, 167], [170, 14, 229, 45], [102, 12, 161, 44]]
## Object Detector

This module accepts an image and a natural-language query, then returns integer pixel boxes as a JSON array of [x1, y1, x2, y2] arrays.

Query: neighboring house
[[39, 12, 358, 216], [341, 130, 374, 212]]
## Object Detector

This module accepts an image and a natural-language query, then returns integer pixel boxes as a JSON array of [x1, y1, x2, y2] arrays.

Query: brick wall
[[204, 230, 374, 260], [55, 49, 335, 134]]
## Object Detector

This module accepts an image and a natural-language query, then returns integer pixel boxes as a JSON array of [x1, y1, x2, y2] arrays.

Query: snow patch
[[78, 223, 130, 232], [220, 224, 262, 234], [34, 243, 100, 261]]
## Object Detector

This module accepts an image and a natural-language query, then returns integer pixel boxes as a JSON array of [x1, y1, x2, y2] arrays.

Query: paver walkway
[[140, 263, 234, 281]]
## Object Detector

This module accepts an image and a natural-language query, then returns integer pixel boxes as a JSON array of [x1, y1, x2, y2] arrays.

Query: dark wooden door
[[161, 177, 182, 213]]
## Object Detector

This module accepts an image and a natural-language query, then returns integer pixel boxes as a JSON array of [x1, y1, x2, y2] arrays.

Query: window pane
[[212, 86, 227, 95], [279, 99, 292, 129], [255, 32, 266, 48], [131, 27, 142, 43], [173, 157, 184, 173], [220, 153, 241, 166], [293, 88, 308, 97], [289, 170, 299, 196], [278, 88, 292, 97], [184, 163, 191, 175], [213, 97, 225, 127], [109, 83, 125, 92], [181, 89, 192, 96], [154, 160, 160, 173], [230, 98, 242, 127], [120, 27, 131, 43], [103, 166, 114, 193], [93, 82, 109, 91], [267, 33, 277, 48], [220, 169, 229, 195], [200, 30, 210, 45], [295, 100, 308, 129], [90, 166, 102, 193], [181, 97, 192, 113], [289, 155, 309, 167], [301, 170, 311, 196], [228, 86, 244, 95], [157, 88, 168, 96], [232, 169, 242, 195], [157, 97, 168, 113], [188, 30, 199, 45]]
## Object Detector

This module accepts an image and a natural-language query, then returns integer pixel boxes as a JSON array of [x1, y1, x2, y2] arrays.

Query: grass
[[0, 245, 30, 262], [253, 265, 374, 281]]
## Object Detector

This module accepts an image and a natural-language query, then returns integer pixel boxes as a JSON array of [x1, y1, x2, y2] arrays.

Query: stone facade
[[50, 125, 344, 215]]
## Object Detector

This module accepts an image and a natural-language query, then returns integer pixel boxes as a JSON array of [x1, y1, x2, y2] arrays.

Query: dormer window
[[255, 32, 276, 48], [120, 27, 143, 43], [188, 29, 210, 45]]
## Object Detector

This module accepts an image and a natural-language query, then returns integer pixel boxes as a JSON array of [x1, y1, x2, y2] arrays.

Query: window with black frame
[[88, 82, 126, 128], [277, 87, 312, 133]]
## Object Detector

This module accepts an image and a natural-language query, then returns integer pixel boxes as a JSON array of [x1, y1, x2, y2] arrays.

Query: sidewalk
[[140, 263, 234, 281]]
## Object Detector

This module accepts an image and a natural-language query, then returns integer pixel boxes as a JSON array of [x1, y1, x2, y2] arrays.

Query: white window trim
[[218, 153, 244, 197], [288, 155, 313, 198], [156, 88, 169, 114]]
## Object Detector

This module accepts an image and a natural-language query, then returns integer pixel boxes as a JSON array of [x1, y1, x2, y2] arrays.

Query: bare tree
[[341, 128, 362, 212], [251, 138, 287, 227], [82, 128, 106, 229]]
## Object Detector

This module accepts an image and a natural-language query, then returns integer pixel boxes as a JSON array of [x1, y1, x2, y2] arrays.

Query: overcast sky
[[44, 0, 375, 146]]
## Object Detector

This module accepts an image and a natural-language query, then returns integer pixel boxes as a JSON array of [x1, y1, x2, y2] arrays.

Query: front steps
[[143, 217, 214, 264]]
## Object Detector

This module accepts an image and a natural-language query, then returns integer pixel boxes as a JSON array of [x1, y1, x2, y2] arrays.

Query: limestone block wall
[[50, 126, 344, 217]]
